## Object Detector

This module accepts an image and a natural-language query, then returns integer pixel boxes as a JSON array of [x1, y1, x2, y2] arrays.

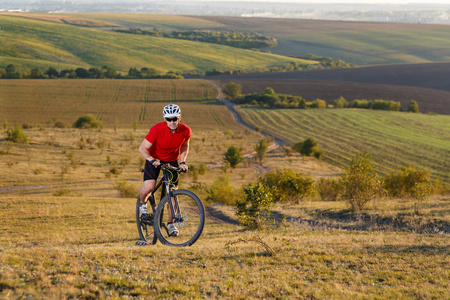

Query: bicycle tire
[[153, 189, 205, 247], [136, 196, 158, 245]]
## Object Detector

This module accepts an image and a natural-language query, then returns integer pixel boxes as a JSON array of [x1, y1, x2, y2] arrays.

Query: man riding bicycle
[[138, 104, 190, 237]]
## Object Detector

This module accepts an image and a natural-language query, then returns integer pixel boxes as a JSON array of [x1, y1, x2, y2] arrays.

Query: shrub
[[310, 98, 327, 109], [384, 165, 433, 199], [6, 126, 29, 143], [222, 82, 242, 99], [73, 114, 103, 129], [259, 168, 315, 203], [332, 96, 349, 108], [54, 121, 67, 128], [317, 177, 341, 201], [340, 152, 382, 213], [115, 181, 136, 198], [407, 100, 420, 113], [236, 180, 274, 229], [205, 174, 237, 205]]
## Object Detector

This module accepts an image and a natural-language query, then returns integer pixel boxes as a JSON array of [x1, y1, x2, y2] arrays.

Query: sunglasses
[[165, 117, 179, 122]]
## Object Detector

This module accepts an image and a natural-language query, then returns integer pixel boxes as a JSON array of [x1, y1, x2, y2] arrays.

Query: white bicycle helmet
[[163, 104, 181, 118]]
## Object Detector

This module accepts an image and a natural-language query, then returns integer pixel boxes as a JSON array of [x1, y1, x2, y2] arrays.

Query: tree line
[[223, 83, 420, 112], [0, 64, 183, 79], [114, 28, 278, 49]]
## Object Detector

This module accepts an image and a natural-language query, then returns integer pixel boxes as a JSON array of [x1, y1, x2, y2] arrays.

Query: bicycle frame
[[148, 164, 181, 222]]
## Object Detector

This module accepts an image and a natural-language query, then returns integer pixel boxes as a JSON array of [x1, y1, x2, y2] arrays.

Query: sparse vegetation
[[5, 126, 29, 143]]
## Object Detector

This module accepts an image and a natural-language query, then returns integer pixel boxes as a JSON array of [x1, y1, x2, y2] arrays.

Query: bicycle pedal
[[135, 240, 150, 246]]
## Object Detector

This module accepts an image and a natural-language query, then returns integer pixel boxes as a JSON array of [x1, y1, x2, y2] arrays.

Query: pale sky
[[194, 0, 450, 3]]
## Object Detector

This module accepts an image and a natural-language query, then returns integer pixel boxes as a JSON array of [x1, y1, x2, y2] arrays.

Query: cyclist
[[138, 104, 190, 236]]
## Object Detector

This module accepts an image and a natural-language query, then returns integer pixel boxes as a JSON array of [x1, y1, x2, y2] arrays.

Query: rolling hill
[[15, 13, 450, 66], [197, 16, 450, 66], [0, 14, 315, 73]]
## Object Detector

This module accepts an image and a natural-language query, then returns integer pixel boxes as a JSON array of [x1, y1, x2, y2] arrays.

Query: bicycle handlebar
[[160, 163, 187, 173]]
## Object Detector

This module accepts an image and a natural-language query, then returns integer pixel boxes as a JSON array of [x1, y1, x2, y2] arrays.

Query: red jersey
[[145, 122, 191, 161]]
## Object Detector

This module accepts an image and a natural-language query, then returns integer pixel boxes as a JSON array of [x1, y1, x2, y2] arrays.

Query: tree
[[5, 64, 16, 74], [75, 68, 89, 78], [46, 67, 59, 78], [89, 67, 101, 78], [254, 138, 269, 163], [30, 68, 44, 79], [223, 82, 242, 100], [293, 137, 318, 156], [340, 152, 382, 213], [407, 100, 419, 113], [223, 145, 244, 168]]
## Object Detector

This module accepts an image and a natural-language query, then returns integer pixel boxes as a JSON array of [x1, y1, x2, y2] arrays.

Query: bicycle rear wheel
[[136, 196, 158, 245], [153, 189, 205, 247]]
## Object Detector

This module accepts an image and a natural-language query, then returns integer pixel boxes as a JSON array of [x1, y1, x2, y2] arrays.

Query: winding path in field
[[208, 80, 283, 160]]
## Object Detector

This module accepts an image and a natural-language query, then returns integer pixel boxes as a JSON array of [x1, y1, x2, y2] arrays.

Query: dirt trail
[[208, 80, 282, 174]]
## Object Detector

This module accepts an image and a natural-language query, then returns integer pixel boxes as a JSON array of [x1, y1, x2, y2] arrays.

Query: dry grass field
[[0, 79, 222, 129], [0, 193, 448, 299]]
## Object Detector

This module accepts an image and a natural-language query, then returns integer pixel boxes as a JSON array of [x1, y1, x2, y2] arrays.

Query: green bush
[[236, 180, 274, 229], [259, 168, 315, 203], [205, 174, 237, 205], [407, 100, 420, 113], [332, 96, 349, 108], [340, 152, 382, 213], [222, 82, 242, 99], [73, 114, 103, 129], [6, 126, 29, 143], [384, 166, 434, 199]]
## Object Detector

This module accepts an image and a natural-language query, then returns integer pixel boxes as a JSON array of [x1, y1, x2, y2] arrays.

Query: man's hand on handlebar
[[179, 162, 189, 172]]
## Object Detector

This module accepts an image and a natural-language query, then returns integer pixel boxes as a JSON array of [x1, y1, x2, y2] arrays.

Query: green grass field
[[235, 108, 450, 184], [0, 14, 316, 73], [196, 16, 450, 65]]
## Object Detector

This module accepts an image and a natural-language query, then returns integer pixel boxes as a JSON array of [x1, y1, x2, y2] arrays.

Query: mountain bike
[[136, 163, 205, 247]]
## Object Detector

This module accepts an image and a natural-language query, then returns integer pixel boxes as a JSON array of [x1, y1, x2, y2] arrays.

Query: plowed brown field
[[208, 62, 450, 114]]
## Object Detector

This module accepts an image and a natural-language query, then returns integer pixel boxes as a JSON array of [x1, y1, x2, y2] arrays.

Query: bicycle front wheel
[[153, 189, 205, 247]]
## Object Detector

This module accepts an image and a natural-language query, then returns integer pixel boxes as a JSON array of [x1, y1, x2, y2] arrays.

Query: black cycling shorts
[[143, 160, 180, 185]]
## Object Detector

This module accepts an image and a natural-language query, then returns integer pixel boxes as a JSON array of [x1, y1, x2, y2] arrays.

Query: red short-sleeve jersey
[[145, 122, 191, 161]]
